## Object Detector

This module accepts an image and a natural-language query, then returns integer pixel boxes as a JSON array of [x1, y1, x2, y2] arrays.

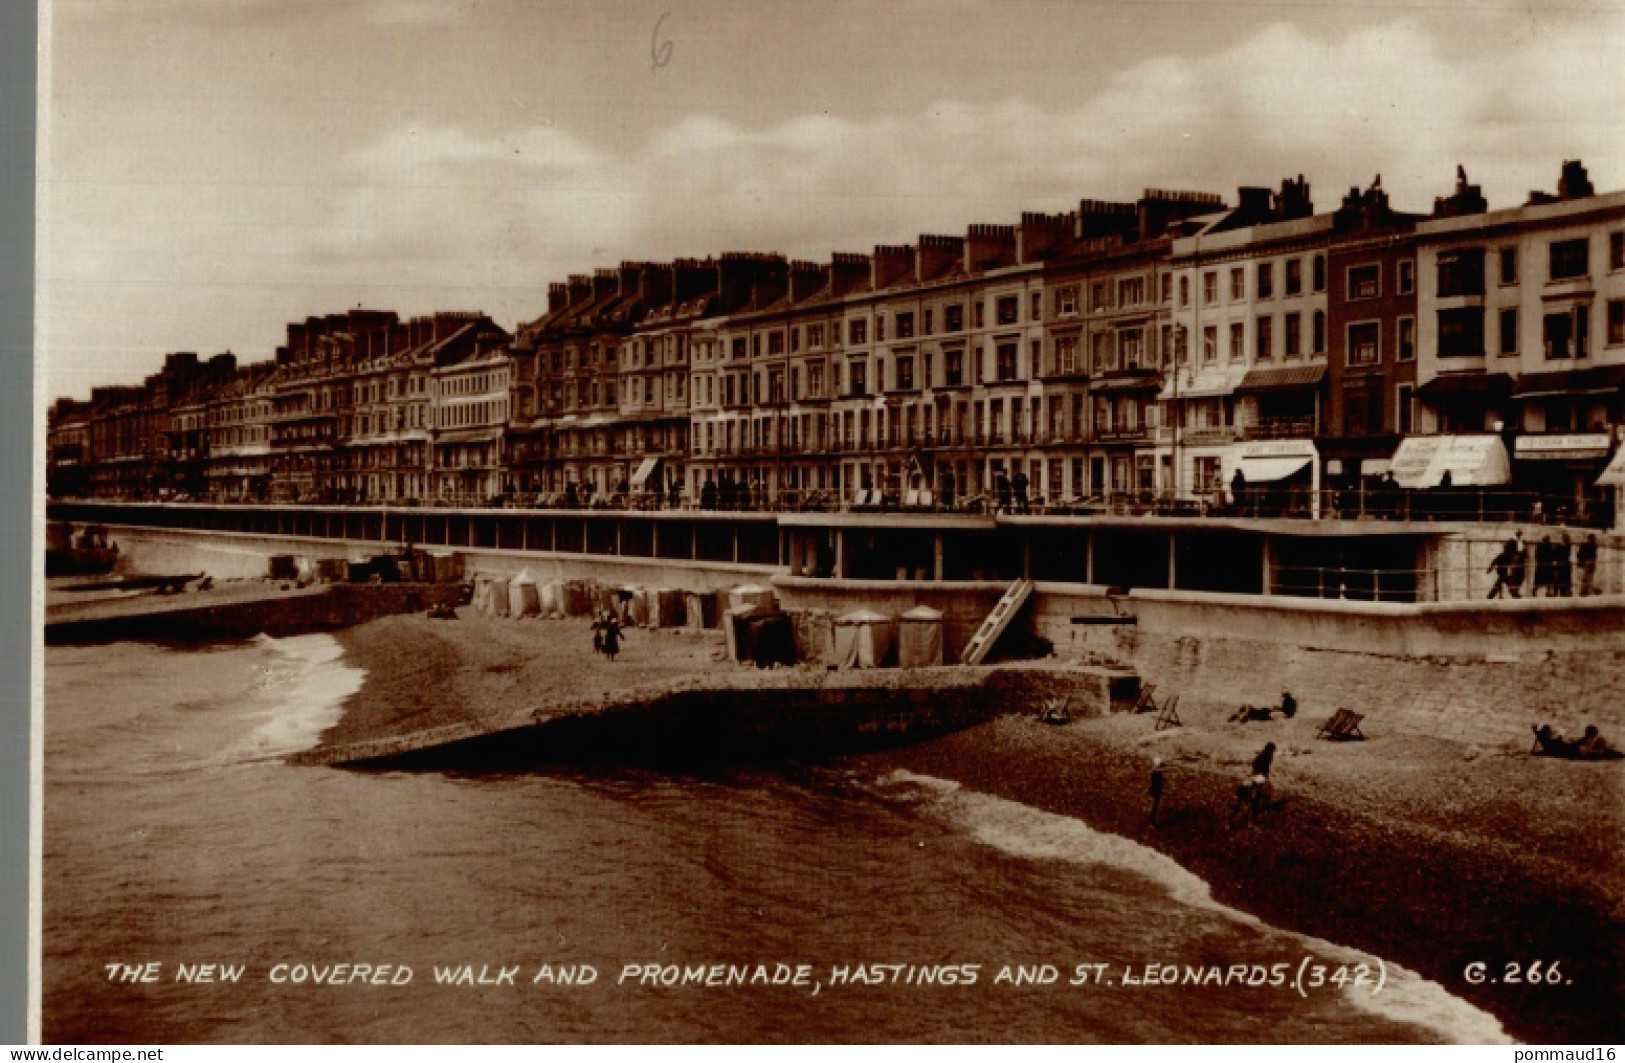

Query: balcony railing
[[1242, 418, 1316, 441]]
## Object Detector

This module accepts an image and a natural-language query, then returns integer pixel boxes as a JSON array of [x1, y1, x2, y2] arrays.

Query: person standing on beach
[[602, 615, 622, 662], [591, 610, 605, 656], [1148, 757, 1167, 826], [1251, 741, 1276, 780]]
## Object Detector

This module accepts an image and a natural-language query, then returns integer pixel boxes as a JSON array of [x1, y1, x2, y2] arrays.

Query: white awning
[[1513, 433, 1612, 461], [1389, 435, 1512, 489], [629, 456, 661, 488], [1360, 458, 1392, 477], [1236, 455, 1312, 483], [1595, 448, 1625, 487]]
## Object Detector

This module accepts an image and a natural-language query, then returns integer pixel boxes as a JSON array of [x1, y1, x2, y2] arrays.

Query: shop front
[[1512, 432, 1614, 523]]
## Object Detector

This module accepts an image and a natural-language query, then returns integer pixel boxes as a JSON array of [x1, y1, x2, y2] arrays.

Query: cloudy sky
[[38, 0, 1625, 399]]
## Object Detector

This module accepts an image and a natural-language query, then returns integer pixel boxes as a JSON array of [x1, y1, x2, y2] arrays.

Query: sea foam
[[231, 632, 367, 759], [878, 769, 1512, 1045]]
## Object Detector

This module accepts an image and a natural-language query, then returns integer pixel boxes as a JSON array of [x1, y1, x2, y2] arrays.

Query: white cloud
[[43, 7, 1625, 397], [309, 12, 1624, 312]]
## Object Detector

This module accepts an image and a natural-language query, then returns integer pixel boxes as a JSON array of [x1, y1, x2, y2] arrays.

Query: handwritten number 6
[[651, 12, 673, 71]]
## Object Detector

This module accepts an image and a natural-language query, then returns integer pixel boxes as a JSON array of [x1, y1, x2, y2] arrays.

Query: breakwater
[[292, 661, 1133, 770], [45, 581, 464, 645]]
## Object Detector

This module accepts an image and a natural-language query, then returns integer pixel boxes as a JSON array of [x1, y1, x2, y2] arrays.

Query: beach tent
[[425, 551, 464, 583], [541, 580, 563, 617], [316, 557, 348, 583], [747, 613, 796, 668], [685, 590, 720, 630], [488, 576, 511, 617], [729, 584, 776, 614], [897, 605, 945, 667], [627, 586, 651, 626], [834, 608, 896, 669], [725, 605, 759, 663], [510, 570, 541, 617], [471, 573, 492, 613], [562, 580, 593, 617], [652, 588, 686, 628]]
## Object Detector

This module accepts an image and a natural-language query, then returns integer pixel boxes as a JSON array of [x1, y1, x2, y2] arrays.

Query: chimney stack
[[1275, 175, 1312, 221], [916, 234, 964, 281], [829, 252, 872, 297], [789, 260, 828, 303], [1016, 213, 1071, 264], [871, 244, 915, 289], [965, 224, 1015, 272]]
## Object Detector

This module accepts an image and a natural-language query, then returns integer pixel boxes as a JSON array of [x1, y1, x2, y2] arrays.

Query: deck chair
[[1132, 683, 1159, 714], [1318, 709, 1366, 741], [1153, 694, 1181, 731]]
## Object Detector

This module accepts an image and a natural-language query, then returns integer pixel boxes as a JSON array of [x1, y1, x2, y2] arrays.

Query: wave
[[231, 632, 366, 759], [876, 769, 1511, 1045]]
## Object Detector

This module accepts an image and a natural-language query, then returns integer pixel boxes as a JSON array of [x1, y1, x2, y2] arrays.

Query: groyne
[[293, 660, 1133, 769]]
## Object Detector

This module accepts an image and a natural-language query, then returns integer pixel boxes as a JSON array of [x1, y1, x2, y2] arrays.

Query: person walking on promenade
[[1487, 537, 1519, 599], [1011, 468, 1030, 513], [939, 468, 956, 511], [1230, 468, 1248, 513], [1148, 757, 1168, 826], [668, 478, 682, 510], [1577, 533, 1599, 596], [1509, 532, 1528, 598], [994, 470, 1012, 513], [1533, 535, 1554, 597], [564, 481, 579, 510], [1556, 533, 1574, 597]]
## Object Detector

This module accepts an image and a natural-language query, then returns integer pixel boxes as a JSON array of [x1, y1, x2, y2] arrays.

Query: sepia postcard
[[30, 0, 1625, 1047]]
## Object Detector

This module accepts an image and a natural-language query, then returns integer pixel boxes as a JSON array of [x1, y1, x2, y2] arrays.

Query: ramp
[[960, 579, 1034, 665]]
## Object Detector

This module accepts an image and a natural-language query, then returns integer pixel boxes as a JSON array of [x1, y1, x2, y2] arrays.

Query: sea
[[42, 636, 1512, 1044]]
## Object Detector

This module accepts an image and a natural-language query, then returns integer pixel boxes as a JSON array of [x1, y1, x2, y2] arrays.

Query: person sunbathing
[[1532, 724, 1577, 758], [1575, 726, 1622, 760]]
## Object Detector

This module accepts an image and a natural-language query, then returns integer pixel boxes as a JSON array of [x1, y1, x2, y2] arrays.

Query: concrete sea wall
[[104, 525, 775, 592]]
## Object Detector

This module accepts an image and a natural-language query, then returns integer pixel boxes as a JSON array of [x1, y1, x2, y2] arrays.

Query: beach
[[324, 610, 1625, 1043]]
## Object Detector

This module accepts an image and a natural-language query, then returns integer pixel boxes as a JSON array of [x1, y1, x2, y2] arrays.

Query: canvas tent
[[488, 576, 511, 617], [729, 584, 775, 613], [897, 605, 945, 667], [834, 608, 896, 669], [510, 570, 540, 617], [685, 590, 720, 630]]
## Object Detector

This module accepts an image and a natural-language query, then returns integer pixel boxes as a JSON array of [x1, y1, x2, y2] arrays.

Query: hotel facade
[[46, 160, 1625, 526]]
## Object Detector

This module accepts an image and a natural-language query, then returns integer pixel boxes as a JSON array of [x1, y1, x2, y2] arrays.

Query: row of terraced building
[[46, 159, 1625, 523]]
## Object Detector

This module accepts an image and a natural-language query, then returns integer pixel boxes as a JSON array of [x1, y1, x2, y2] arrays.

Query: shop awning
[[1594, 447, 1625, 487], [1415, 372, 1514, 399], [1360, 458, 1392, 477], [1234, 456, 1312, 482], [1513, 365, 1625, 399], [630, 456, 662, 488], [1091, 372, 1162, 393], [1513, 433, 1613, 461], [1236, 364, 1326, 392], [1388, 434, 1512, 489]]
